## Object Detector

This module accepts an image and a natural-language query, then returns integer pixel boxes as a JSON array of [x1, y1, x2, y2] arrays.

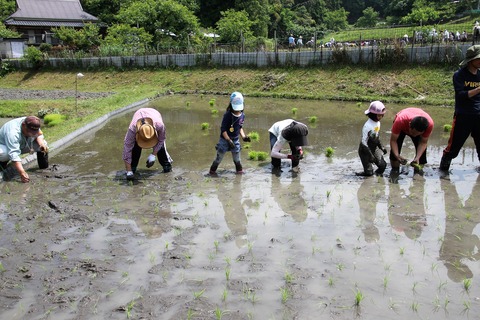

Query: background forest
[[1, 0, 480, 55]]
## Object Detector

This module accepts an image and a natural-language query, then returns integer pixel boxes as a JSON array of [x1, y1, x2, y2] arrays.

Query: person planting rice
[[209, 91, 250, 175], [389, 107, 434, 179], [356, 101, 388, 177], [123, 107, 172, 181], [269, 119, 309, 173]]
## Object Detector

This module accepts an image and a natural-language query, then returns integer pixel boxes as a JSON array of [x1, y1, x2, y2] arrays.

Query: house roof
[[6, 0, 98, 23]]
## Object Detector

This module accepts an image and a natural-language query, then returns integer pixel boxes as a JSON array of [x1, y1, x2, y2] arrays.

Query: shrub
[[23, 46, 44, 68], [44, 114, 66, 127]]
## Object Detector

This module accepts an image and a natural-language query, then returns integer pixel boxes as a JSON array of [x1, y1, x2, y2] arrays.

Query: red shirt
[[391, 108, 434, 138]]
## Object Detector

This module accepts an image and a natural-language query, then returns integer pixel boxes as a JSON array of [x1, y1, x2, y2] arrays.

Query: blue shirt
[[220, 111, 245, 140]]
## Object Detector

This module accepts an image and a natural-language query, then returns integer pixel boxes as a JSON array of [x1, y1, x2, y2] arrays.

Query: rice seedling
[[224, 256, 231, 266], [248, 151, 268, 161], [462, 278, 472, 292], [215, 307, 228, 320], [209, 99, 216, 107], [411, 301, 419, 313], [248, 131, 260, 141], [325, 147, 334, 157], [291, 107, 298, 115], [399, 247, 405, 255], [222, 288, 228, 302], [201, 122, 210, 130], [211, 109, 218, 115], [0, 262, 5, 273], [353, 289, 364, 306], [281, 287, 290, 303], [443, 124, 452, 132], [164, 241, 169, 250], [126, 300, 135, 319], [336, 263, 345, 271], [308, 115, 318, 123], [193, 288, 205, 299], [214, 240, 219, 252], [328, 277, 335, 287], [284, 271, 294, 284], [186, 101, 190, 107], [187, 309, 195, 320], [461, 301, 471, 315], [432, 295, 441, 312], [383, 276, 389, 289], [225, 267, 231, 281]]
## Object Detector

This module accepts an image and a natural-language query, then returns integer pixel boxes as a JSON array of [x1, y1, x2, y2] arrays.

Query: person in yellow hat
[[122, 108, 172, 181]]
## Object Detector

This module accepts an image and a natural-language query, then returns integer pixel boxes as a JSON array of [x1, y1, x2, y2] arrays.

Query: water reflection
[[216, 176, 248, 248], [357, 176, 386, 242], [439, 174, 480, 282], [270, 174, 307, 222], [388, 176, 427, 240]]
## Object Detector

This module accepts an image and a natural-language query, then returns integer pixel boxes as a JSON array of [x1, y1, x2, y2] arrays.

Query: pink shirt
[[122, 108, 166, 164], [391, 108, 434, 138]]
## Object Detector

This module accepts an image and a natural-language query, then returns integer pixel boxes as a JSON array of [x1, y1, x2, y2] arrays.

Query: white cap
[[364, 101, 386, 115], [230, 92, 244, 111]]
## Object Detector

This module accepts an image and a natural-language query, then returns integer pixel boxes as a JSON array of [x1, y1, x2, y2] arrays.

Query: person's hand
[[20, 171, 30, 183], [397, 155, 407, 165], [228, 140, 235, 149], [243, 136, 251, 142], [146, 154, 156, 168], [381, 147, 387, 155], [39, 144, 49, 154], [287, 154, 301, 161]]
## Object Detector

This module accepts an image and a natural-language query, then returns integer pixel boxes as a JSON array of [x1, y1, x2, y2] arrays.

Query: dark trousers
[[270, 133, 300, 168], [131, 142, 171, 171], [442, 113, 480, 161], [389, 132, 427, 164], [358, 144, 386, 174]]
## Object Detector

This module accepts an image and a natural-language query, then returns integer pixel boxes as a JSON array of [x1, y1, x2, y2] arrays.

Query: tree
[[81, 0, 124, 25], [216, 9, 254, 43], [400, 0, 439, 25], [52, 23, 101, 51], [324, 8, 349, 31], [235, 0, 270, 37], [0, 0, 15, 22], [356, 7, 380, 27], [102, 24, 153, 53], [116, 0, 200, 46]]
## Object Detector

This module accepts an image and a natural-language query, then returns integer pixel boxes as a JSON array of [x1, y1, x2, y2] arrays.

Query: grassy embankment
[[0, 65, 456, 144]]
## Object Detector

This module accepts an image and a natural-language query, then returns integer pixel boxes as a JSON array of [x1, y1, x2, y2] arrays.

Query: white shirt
[[269, 119, 295, 159], [361, 118, 381, 147]]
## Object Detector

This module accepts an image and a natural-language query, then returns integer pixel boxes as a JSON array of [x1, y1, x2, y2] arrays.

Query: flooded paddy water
[[1, 95, 480, 319]]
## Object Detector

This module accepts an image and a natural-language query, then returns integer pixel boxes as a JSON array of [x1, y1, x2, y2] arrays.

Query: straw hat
[[135, 118, 158, 148]]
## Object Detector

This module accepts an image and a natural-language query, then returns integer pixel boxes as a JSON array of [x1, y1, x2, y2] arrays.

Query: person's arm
[[413, 136, 429, 163], [389, 132, 406, 164], [12, 161, 29, 183], [36, 135, 48, 153], [271, 140, 288, 159], [123, 128, 136, 171]]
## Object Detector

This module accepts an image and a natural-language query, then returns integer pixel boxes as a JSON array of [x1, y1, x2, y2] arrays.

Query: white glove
[[146, 154, 156, 168]]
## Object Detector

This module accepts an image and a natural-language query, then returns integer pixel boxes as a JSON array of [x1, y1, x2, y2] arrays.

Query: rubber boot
[[355, 171, 373, 177], [439, 156, 451, 172], [235, 162, 244, 174], [162, 164, 172, 173], [37, 152, 49, 169], [209, 163, 218, 175]]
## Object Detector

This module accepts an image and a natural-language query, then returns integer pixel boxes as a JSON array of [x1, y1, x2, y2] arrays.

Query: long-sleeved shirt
[[0, 117, 43, 162], [453, 66, 480, 115], [122, 108, 166, 164]]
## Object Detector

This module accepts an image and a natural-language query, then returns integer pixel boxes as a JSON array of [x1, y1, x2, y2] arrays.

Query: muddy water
[[1, 95, 480, 320]]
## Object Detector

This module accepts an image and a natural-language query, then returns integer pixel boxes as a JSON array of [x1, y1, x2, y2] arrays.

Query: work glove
[[297, 148, 304, 159], [228, 140, 235, 149], [381, 147, 387, 155], [126, 171, 134, 181], [243, 136, 251, 142], [146, 154, 156, 168], [287, 154, 301, 161]]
